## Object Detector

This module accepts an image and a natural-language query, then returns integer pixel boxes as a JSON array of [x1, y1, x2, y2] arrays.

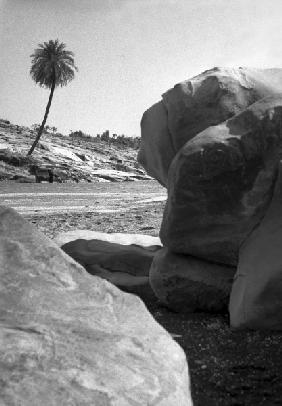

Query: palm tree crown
[[30, 39, 78, 88]]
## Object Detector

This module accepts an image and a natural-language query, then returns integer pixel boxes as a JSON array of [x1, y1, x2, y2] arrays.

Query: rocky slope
[[0, 119, 151, 183]]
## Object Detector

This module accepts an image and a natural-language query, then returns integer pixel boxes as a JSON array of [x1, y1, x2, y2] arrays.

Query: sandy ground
[[0, 181, 166, 216], [1, 180, 282, 406]]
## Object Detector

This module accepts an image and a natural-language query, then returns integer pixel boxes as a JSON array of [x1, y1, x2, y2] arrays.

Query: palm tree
[[27, 39, 78, 155]]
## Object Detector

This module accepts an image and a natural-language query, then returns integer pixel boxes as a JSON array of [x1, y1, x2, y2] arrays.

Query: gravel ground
[[3, 181, 282, 406]]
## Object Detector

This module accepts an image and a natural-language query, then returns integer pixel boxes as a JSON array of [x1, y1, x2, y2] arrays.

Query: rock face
[[61, 237, 161, 302], [160, 95, 282, 265], [0, 206, 191, 405], [229, 162, 282, 330], [150, 248, 236, 313], [138, 101, 176, 186], [138, 67, 282, 186]]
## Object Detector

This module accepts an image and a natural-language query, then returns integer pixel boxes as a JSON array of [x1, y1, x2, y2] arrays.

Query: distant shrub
[[45, 125, 57, 134], [111, 135, 141, 149], [101, 130, 110, 142], [68, 129, 140, 149], [69, 130, 91, 139], [0, 150, 37, 167], [31, 124, 41, 132], [0, 119, 10, 125], [31, 124, 57, 134]]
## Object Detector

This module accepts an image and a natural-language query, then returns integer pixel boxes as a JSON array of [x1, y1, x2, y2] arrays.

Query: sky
[[1, 0, 282, 137]]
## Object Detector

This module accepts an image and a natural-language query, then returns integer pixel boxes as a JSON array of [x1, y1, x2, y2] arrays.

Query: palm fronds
[[30, 39, 78, 88]]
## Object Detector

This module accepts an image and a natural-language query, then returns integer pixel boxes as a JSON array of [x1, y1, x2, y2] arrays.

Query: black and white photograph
[[1, 1, 282, 405]]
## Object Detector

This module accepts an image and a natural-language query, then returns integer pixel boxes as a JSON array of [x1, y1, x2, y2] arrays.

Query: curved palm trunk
[[27, 79, 56, 156]]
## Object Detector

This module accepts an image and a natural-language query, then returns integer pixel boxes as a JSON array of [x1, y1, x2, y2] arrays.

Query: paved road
[[0, 181, 166, 214]]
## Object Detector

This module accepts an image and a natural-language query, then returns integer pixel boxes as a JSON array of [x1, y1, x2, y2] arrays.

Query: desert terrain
[[1, 181, 282, 406]]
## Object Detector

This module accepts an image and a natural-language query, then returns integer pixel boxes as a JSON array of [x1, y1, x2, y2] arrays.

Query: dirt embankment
[[0, 119, 150, 183]]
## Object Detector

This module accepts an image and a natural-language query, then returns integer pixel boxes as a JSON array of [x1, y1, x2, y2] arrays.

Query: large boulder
[[0, 206, 191, 405], [138, 67, 282, 186], [150, 248, 235, 313], [160, 95, 282, 265], [229, 161, 282, 330], [61, 237, 161, 302]]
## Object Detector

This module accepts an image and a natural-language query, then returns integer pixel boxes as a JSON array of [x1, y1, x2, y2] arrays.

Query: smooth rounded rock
[[61, 238, 161, 302], [138, 101, 175, 186], [160, 95, 282, 265], [150, 248, 236, 313], [138, 67, 282, 186]]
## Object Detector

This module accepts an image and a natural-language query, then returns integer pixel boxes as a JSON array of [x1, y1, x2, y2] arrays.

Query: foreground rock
[[160, 95, 282, 265], [61, 237, 161, 302], [0, 206, 191, 405], [150, 248, 235, 313], [230, 162, 282, 330], [138, 67, 282, 186]]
